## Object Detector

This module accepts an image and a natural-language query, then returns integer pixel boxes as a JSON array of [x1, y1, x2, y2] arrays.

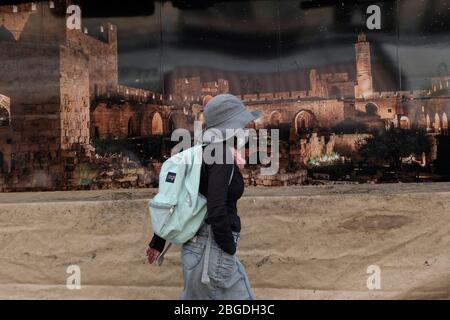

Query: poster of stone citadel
[[2, 0, 450, 192], [0, 0, 450, 301]]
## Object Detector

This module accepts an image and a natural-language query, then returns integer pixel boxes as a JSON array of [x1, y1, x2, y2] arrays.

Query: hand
[[146, 247, 161, 264]]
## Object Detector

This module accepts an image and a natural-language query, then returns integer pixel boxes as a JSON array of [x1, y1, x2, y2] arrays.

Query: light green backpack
[[149, 144, 207, 247], [149, 144, 234, 265]]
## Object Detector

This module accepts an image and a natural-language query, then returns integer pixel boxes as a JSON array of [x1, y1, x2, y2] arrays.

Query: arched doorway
[[399, 116, 411, 129], [151, 112, 163, 135], [426, 114, 431, 130], [434, 113, 441, 132], [443, 113, 449, 133], [365, 103, 379, 116], [294, 110, 315, 134], [269, 111, 282, 127]]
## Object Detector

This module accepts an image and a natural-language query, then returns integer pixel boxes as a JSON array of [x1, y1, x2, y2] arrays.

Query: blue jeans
[[180, 223, 255, 300]]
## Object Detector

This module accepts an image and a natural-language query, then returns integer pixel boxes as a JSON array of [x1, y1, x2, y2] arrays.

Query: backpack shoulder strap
[[228, 164, 235, 186], [157, 242, 172, 266]]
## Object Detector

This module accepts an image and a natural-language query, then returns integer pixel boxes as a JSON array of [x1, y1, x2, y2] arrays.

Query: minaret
[[355, 32, 373, 99], [309, 69, 318, 97]]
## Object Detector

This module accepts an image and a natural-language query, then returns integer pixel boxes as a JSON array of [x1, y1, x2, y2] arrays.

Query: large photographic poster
[[0, 0, 450, 192]]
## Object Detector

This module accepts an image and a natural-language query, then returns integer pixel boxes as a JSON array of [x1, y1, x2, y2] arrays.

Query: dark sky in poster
[[73, 0, 450, 93]]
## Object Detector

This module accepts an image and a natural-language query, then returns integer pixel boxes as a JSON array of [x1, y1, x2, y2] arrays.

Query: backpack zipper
[[149, 201, 176, 230], [149, 201, 173, 210], [187, 193, 192, 207], [162, 205, 175, 229]]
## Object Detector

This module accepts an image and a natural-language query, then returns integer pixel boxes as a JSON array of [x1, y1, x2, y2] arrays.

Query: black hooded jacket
[[149, 144, 244, 255]]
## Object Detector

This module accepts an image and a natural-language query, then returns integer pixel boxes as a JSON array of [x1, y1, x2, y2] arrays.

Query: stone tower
[[0, 0, 120, 190], [354, 32, 373, 99]]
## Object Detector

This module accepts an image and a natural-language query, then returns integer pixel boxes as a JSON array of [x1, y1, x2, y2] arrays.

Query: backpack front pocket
[[149, 200, 176, 235]]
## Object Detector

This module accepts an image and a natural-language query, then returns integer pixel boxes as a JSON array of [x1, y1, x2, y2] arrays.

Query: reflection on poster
[[1, 0, 450, 191]]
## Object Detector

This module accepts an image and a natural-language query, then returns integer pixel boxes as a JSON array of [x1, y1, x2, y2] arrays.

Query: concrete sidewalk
[[0, 183, 449, 299]]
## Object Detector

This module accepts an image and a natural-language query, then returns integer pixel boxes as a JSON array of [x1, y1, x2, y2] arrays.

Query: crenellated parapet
[[240, 90, 331, 104], [97, 85, 162, 104], [0, 1, 117, 46], [370, 90, 429, 99]]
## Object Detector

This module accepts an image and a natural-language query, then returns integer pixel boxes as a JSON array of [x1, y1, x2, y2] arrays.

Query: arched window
[[442, 113, 449, 133], [365, 103, 379, 116], [294, 110, 315, 134], [434, 113, 441, 132], [151, 112, 163, 135]]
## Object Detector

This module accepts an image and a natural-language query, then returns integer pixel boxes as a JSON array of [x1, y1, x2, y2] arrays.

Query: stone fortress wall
[[0, 1, 139, 190], [0, 1, 186, 191], [166, 30, 450, 135]]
